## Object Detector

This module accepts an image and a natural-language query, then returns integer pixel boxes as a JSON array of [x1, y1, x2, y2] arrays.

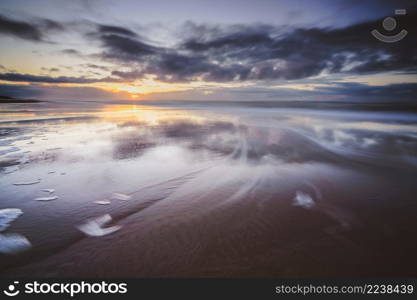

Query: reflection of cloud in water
[[2, 104, 417, 175], [111, 119, 346, 165]]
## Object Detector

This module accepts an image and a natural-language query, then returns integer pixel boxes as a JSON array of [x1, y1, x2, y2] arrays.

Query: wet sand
[[1, 102, 417, 277]]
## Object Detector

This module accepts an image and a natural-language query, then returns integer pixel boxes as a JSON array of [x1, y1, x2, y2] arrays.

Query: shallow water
[[0, 101, 416, 277]]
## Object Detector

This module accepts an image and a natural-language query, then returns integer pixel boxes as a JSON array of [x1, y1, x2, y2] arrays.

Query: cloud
[[41, 67, 60, 73], [4, 10, 413, 85], [0, 14, 63, 42], [2, 7, 416, 103], [82, 64, 111, 71], [61, 48, 82, 56], [100, 33, 160, 61], [0, 72, 116, 84], [92, 11, 417, 83], [98, 24, 138, 37]]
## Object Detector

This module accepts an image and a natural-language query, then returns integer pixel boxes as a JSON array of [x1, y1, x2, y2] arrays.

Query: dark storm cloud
[[0, 14, 63, 42], [99, 34, 160, 61], [0, 14, 42, 41], [0, 72, 117, 84], [182, 23, 276, 52], [98, 25, 138, 37], [89, 23, 160, 62], [94, 10, 417, 83], [177, 12, 417, 80]]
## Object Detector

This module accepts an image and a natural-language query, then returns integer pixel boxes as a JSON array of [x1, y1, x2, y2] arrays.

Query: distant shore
[[0, 96, 42, 103]]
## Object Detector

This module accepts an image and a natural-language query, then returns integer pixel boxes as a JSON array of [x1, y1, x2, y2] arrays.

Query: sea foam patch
[[13, 179, 41, 185], [0, 233, 32, 254], [293, 191, 315, 209], [94, 200, 111, 205], [0, 208, 23, 232], [77, 214, 121, 237], [34, 196, 59, 201], [111, 193, 131, 201]]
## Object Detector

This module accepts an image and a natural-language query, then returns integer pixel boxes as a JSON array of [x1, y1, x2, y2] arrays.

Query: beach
[[1, 101, 417, 277]]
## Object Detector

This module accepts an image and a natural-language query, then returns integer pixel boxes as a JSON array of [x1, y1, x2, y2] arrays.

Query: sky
[[0, 0, 416, 102]]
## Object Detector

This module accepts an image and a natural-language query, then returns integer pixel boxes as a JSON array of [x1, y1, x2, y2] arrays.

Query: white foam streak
[[0, 233, 32, 254], [293, 191, 315, 209], [77, 214, 121, 237], [0, 208, 23, 232]]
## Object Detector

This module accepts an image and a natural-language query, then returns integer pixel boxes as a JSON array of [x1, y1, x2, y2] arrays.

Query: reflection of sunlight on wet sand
[[99, 104, 212, 125]]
